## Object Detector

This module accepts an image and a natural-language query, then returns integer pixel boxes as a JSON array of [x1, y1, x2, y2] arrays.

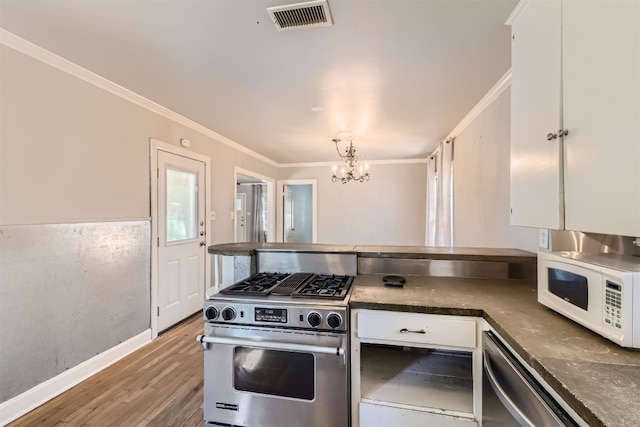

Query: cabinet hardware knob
[[547, 129, 569, 141], [400, 328, 426, 334]]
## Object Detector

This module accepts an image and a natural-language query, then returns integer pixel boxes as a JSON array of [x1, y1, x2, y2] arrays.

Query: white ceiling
[[0, 0, 517, 164]]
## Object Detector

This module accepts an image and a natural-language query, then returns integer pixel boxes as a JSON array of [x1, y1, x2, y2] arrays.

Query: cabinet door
[[562, 0, 640, 236], [510, 0, 563, 229]]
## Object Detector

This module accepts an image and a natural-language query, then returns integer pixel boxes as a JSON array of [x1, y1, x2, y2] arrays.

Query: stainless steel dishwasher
[[482, 331, 580, 426]]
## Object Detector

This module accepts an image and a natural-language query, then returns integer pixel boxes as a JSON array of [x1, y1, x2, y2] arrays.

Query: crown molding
[[0, 29, 278, 167], [280, 158, 427, 168], [445, 69, 511, 140], [505, 0, 531, 26]]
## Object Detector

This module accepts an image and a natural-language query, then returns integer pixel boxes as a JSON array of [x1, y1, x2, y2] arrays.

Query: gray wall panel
[[0, 221, 150, 401]]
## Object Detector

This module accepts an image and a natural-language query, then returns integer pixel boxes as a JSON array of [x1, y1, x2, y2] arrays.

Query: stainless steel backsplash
[[551, 230, 640, 257]]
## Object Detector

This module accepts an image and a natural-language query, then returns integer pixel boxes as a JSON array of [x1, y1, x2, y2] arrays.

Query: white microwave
[[538, 251, 640, 349]]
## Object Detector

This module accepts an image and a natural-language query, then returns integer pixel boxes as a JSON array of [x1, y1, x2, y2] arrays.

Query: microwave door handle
[[196, 334, 346, 362], [483, 348, 536, 427]]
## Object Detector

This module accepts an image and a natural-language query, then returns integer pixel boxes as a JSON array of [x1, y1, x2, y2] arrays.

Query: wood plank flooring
[[9, 315, 205, 427]]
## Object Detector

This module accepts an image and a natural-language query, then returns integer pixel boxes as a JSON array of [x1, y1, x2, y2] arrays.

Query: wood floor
[[9, 315, 205, 427]]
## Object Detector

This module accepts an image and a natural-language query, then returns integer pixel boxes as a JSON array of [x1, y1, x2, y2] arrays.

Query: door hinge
[[157, 168, 159, 178], [157, 307, 160, 316], [157, 237, 160, 247]]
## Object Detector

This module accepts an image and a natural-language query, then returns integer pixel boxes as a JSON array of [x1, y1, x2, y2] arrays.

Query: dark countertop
[[208, 243, 357, 256], [351, 275, 640, 427], [355, 245, 536, 262], [208, 243, 536, 262]]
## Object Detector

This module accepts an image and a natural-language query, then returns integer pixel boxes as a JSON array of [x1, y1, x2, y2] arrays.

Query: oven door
[[200, 323, 349, 427]]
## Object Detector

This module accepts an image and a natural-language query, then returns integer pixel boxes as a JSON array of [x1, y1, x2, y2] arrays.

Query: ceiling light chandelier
[[331, 136, 370, 184]]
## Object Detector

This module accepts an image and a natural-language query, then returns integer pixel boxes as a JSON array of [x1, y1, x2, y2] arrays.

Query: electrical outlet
[[539, 228, 550, 249]]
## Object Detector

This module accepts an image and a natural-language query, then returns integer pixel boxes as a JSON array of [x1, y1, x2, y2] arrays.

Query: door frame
[[276, 179, 317, 243], [233, 167, 276, 243], [150, 138, 211, 339]]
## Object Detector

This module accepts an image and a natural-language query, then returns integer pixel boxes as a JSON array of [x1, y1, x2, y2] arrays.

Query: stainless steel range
[[197, 249, 356, 427]]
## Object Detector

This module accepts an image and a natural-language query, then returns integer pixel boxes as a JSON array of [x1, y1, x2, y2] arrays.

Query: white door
[[283, 185, 294, 243], [236, 193, 247, 242], [157, 150, 206, 331]]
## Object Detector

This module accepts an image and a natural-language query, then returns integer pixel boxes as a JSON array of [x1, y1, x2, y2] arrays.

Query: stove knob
[[327, 313, 342, 329], [222, 307, 236, 321], [307, 312, 322, 328], [205, 306, 219, 320]]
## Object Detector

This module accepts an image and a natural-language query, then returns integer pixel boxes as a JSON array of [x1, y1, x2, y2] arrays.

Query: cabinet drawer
[[360, 402, 477, 427], [357, 311, 476, 348]]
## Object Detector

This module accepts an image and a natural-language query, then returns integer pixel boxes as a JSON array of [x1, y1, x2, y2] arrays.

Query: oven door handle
[[196, 334, 346, 363]]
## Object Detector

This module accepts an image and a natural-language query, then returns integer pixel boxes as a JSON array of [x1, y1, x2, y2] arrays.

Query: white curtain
[[251, 184, 266, 242], [425, 138, 454, 246]]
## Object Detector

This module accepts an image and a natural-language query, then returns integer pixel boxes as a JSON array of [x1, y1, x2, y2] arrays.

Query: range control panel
[[255, 307, 287, 323], [203, 301, 348, 332]]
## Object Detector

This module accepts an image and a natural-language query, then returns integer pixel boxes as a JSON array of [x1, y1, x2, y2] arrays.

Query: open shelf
[[360, 344, 474, 417]]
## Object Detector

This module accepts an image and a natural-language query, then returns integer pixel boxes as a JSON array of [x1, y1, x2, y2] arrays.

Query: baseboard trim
[[0, 329, 152, 426]]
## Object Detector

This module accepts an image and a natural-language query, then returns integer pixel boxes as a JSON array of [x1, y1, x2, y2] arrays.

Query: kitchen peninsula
[[207, 243, 640, 426]]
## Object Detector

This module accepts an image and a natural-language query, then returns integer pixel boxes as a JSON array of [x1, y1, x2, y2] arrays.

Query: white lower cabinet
[[351, 310, 482, 427]]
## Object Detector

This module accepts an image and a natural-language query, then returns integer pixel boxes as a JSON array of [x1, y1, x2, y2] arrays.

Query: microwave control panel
[[604, 281, 623, 329]]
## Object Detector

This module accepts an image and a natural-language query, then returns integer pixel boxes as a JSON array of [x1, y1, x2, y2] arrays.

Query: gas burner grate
[[292, 274, 354, 299], [220, 272, 290, 295], [270, 272, 314, 296]]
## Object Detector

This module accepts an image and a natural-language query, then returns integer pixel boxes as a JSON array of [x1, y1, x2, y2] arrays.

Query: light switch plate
[[209, 211, 216, 220], [539, 228, 550, 249]]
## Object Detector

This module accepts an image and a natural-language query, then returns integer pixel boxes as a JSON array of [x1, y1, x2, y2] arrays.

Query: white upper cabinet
[[509, 0, 563, 230], [562, 0, 640, 236], [509, 0, 640, 236]]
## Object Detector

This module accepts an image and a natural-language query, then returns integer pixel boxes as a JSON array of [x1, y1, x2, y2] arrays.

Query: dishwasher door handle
[[483, 347, 536, 427]]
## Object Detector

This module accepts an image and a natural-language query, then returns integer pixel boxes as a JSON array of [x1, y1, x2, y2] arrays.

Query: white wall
[[452, 86, 538, 251], [0, 44, 278, 238], [279, 162, 427, 246]]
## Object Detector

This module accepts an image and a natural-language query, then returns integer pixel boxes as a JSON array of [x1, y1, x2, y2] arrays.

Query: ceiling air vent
[[267, 0, 334, 32]]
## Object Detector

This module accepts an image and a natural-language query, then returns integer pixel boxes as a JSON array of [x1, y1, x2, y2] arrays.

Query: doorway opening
[[234, 167, 275, 243], [277, 180, 317, 243]]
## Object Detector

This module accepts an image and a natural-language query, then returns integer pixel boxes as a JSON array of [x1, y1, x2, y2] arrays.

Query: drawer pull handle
[[400, 328, 426, 334]]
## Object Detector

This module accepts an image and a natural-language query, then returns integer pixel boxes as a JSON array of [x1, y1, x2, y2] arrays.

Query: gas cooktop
[[219, 272, 354, 300]]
